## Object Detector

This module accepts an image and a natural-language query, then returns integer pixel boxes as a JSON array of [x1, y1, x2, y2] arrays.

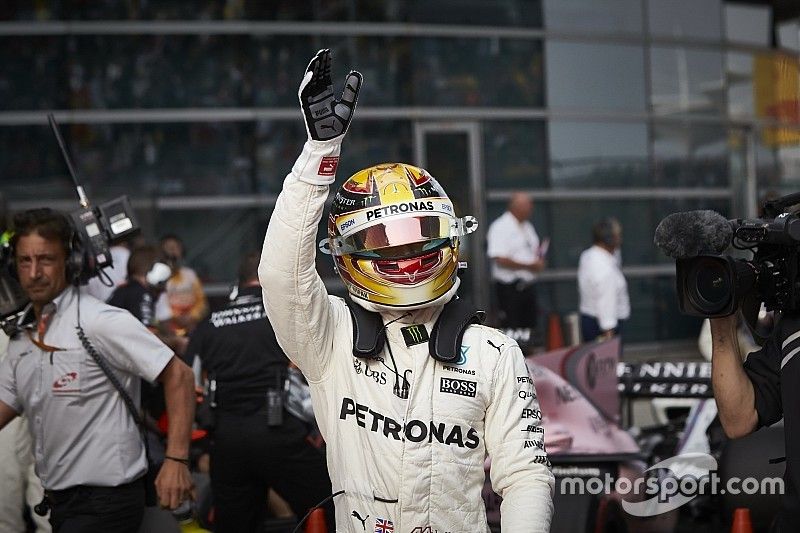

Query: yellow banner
[[754, 52, 800, 146]]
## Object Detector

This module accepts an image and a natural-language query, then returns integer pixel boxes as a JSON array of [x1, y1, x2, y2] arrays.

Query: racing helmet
[[320, 163, 477, 310]]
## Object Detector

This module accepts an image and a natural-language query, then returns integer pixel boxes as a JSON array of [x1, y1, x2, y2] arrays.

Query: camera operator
[[710, 313, 795, 528], [0, 208, 196, 533], [183, 252, 333, 533]]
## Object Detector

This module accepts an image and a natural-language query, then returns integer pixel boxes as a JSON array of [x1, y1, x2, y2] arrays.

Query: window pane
[[652, 122, 729, 187], [727, 52, 755, 118], [544, 0, 642, 35], [650, 47, 725, 117], [648, 0, 722, 41], [548, 121, 649, 188], [546, 41, 646, 111], [1, 123, 260, 199], [1, 120, 413, 200], [0, 37, 67, 110], [402, 0, 542, 26], [1, 35, 545, 110], [483, 121, 548, 189], [724, 3, 770, 46], [406, 38, 544, 107], [3, 1, 542, 26]]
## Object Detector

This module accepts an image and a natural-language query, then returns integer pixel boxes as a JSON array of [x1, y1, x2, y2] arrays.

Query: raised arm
[[710, 315, 759, 437], [259, 49, 362, 382]]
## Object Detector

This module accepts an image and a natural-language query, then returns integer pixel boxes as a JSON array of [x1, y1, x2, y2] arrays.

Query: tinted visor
[[333, 215, 452, 258]]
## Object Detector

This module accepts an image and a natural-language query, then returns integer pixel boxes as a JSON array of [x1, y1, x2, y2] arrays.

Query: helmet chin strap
[[350, 278, 460, 316]]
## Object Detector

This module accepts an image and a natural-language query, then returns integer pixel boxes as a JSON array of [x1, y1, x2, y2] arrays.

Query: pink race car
[[483, 338, 678, 533]]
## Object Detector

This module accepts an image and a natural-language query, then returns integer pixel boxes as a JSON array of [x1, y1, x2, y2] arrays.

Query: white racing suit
[[259, 141, 554, 533]]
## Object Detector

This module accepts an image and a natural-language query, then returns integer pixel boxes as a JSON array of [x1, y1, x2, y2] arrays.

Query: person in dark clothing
[[108, 245, 171, 327], [711, 313, 800, 532], [184, 252, 333, 533]]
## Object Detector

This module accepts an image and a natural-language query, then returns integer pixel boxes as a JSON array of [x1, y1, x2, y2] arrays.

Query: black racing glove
[[299, 48, 363, 142]]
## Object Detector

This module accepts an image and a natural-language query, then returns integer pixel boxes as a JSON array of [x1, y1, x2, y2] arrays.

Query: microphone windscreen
[[654, 210, 733, 259]]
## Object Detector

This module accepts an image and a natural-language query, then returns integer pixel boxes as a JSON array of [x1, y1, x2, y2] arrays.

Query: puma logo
[[351, 510, 369, 530], [487, 339, 504, 354]]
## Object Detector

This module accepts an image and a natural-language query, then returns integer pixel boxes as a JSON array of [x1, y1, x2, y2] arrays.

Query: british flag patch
[[374, 518, 394, 532]]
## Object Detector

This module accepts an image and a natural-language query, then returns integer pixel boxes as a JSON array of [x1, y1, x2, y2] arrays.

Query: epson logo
[[440, 377, 477, 398], [522, 408, 542, 420], [365, 200, 435, 222], [339, 219, 356, 232]]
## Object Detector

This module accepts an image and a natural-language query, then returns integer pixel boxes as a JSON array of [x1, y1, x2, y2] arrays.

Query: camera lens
[[689, 258, 731, 312]]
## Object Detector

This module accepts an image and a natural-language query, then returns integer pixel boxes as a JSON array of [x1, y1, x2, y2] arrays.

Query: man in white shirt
[[577, 217, 630, 342], [486, 192, 545, 331]]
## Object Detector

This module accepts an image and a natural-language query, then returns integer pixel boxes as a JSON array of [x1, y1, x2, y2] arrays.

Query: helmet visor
[[325, 215, 477, 258]]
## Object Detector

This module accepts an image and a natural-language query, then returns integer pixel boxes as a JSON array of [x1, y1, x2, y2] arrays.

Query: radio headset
[[0, 114, 140, 335]]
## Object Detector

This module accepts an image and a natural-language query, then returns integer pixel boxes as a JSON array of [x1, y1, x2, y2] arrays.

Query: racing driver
[[259, 49, 554, 533]]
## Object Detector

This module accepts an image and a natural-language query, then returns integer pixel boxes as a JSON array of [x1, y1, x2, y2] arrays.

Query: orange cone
[[730, 508, 753, 533], [305, 508, 327, 533], [546, 313, 564, 350]]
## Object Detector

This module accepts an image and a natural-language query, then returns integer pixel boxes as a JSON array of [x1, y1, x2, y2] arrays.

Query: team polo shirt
[[0, 286, 173, 490]]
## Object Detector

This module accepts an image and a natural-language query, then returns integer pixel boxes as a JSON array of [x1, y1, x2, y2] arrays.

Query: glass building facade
[[2, 0, 799, 344]]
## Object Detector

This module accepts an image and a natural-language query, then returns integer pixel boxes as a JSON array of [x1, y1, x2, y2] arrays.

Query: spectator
[[486, 192, 546, 332], [0, 208, 196, 532], [160, 234, 208, 333], [577, 217, 630, 342]]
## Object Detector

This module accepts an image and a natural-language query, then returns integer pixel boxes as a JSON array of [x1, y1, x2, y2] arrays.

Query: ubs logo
[[352, 358, 387, 385]]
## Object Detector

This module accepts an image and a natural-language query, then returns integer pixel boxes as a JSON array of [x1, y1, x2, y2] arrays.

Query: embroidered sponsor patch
[[401, 324, 429, 347], [440, 377, 477, 398], [52, 371, 80, 393], [318, 156, 339, 176]]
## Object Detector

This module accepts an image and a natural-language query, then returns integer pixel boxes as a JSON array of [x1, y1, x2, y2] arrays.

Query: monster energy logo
[[401, 324, 429, 347]]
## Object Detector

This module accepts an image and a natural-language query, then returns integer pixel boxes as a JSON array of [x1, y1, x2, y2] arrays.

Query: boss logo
[[440, 377, 477, 398]]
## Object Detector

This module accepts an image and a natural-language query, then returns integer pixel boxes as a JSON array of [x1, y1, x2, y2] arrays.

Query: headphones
[[6, 217, 93, 287], [66, 226, 92, 286]]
